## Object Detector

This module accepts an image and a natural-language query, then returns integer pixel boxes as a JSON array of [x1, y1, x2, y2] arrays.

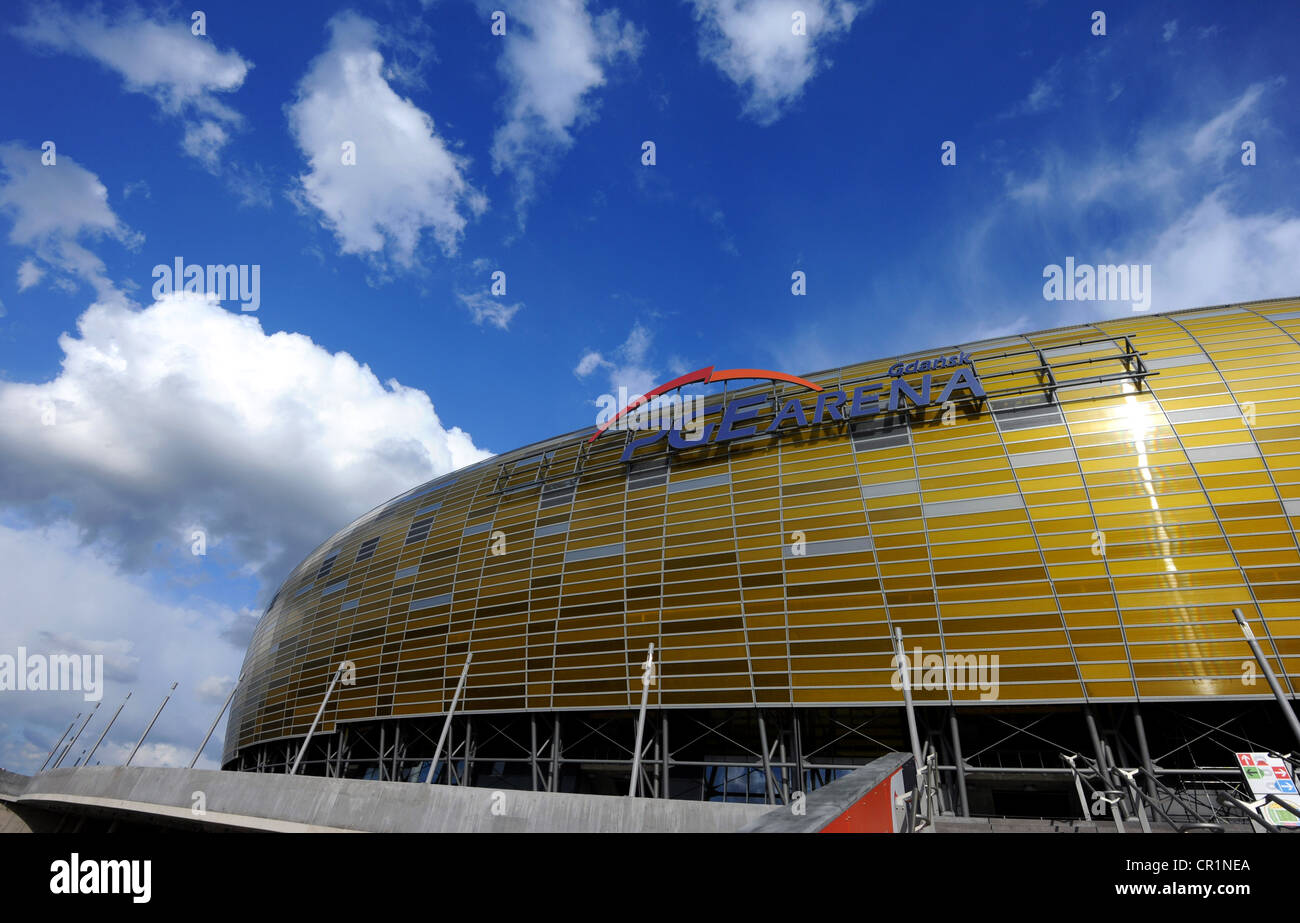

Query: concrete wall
[[11, 766, 775, 833]]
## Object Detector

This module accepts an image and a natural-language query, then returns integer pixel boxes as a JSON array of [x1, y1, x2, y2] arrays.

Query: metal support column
[[550, 714, 561, 793], [190, 675, 240, 768], [660, 713, 669, 799], [291, 663, 347, 775], [84, 692, 131, 767], [41, 714, 79, 772], [1084, 706, 1111, 782], [949, 709, 970, 817], [894, 627, 924, 770], [1131, 705, 1158, 799], [53, 704, 99, 770], [756, 711, 776, 805], [428, 653, 472, 785], [462, 717, 473, 786], [530, 714, 540, 792], [1234, 607, 1300, 747], [777, 719, 790, 804], [629, 643, 655, 797], [126, 681, 177, 766], [793, 709, 805, 795]]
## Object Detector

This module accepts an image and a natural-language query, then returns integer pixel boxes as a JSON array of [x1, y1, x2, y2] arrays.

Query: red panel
[[819, 769, 899, 833]]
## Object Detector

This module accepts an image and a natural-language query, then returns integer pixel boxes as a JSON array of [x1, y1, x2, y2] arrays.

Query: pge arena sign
[[593, 353, 985, 462]]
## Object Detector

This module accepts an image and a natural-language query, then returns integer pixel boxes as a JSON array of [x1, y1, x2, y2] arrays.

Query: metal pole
[[290, 663, 347, 775], [1234, 608, 1300, 748], [461, 718, 472, 786], [629, 643, 655, 797], [894, 627, 923, 770], [190, 674, 242, 768], [40, 714, 79, 772], [1131, 706, 1158, 799], [793, 710, 805, 794], [949, 709, 970, 817], [530, 714, 539, 792], [57, 703, 100, 769], [428, 653, 472, 784], [84, 692, 131, 767], [777, 721, 790, 804], [550, 714, 561, 793], [1083, 706, 1112, 783], [126, 682, 177, 766], [660, 713, 669, 799], [756, 711, 775, 805], [1064, 754, 1091, 820]]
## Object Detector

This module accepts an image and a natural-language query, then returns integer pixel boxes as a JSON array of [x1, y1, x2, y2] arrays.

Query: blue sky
[[0, 0, 1298, 773]]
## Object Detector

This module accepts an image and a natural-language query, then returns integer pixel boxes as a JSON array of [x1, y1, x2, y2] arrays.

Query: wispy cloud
[[459, 291, 523, 330], [689, 0, 864, 125], [0, 141, 139, 304], [13, 4, 252, 173], [490, 0, 642, 226]]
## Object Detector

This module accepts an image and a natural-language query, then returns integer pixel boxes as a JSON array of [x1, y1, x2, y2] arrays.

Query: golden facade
[[224, 299, 1300, 762]]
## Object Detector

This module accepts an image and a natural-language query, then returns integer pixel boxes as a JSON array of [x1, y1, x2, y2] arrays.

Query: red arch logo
[[589, 366, 823, 442]]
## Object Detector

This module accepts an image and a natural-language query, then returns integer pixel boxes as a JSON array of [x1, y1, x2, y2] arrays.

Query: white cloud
[[17, 258, 45, 290], [1141, 191, 1300, 313], [122, 180, 151, 201], [578, 323, 659, 399], [196, 675, 236, 704], [0, 292, 491, 585], [997, 80, 1300, 323], [1162, 20, 1178, 43], [1003, 81, 1282, 210], [1000, 59, 1063, 118], [181, 120, 230, 173], [0, 142, 138, 304], [1187, 80, 1275, 163], [688, 0, 863, 125], [459, 291, 523, 330], [574, 350, 608, 377], [288, 13, 486, 267], [13, 5, 251, 172], [0, 522, 250, 773], [491, 0, 643, 223]]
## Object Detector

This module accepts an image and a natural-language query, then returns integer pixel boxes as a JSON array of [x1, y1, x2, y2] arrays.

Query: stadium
[[221, 298, 1300, 821]]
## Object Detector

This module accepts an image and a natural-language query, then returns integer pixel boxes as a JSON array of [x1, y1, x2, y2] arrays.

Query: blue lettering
[[716, 393, 767, 443], [888, 374, 931, 411], [812, 389, 848, 423], [937, 366, 985, 404], [848, 384, 880, 418], [766, 397, 809, 433], [669, 422, 716, 449], [620, 429, 666, 462]]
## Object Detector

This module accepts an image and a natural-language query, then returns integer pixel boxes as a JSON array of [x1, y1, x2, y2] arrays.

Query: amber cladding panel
[[224, 299, 1300, 762]]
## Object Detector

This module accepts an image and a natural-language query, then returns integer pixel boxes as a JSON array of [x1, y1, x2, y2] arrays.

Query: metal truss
[[228, 700, 1299, 821]]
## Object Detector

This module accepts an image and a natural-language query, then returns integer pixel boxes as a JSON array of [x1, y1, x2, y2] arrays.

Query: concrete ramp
[[6, 766, 775, 833]]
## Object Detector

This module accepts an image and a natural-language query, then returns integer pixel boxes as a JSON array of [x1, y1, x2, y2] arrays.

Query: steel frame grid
[[225, 300, 1300, 765]]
